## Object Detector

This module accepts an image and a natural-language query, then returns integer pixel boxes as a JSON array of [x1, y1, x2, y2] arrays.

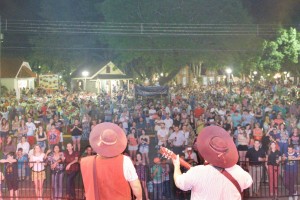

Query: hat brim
[[89, 122, 127, 157], [197, 126, 238, 168]]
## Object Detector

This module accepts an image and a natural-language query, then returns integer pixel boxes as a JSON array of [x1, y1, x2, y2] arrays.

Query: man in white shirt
[[16, 136, 30, 155], [168, 125, 185, 155], [26, 116, 36, 146], [172, 126, 252, 200], [163, 114, 173, 131], [157, 123, 169, 147]]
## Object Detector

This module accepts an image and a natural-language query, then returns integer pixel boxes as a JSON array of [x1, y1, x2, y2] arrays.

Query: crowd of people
[[0, 79, 299, 199]]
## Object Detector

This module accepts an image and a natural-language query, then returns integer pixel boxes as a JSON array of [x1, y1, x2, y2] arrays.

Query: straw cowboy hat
[[89, 122, 127, 157], [197, 126, 238, 168]]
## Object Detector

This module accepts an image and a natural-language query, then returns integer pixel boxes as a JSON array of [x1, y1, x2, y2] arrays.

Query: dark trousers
[[66, 171, 78, 198], [52, 171, 64, 199], [284, 170, 298, 195]]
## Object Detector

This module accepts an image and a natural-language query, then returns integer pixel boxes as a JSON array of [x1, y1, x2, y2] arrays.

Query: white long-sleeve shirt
[[16, 142, 30, 155]]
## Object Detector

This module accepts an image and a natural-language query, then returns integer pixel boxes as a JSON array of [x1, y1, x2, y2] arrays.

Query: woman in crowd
[[139, 129, 150, 165], [18, 119, 28, 142], [127, 128, 138, 162], [63, 143, 79, 200], [46, 144, 65, 200], [11, 115, 20, 139], [253, 122, 263, 142], [237, 126, 250, 166], [35, 126, 47, 152], [81, 114, 91, 140], [3, 136, 16, 158], [81, 145, 95, 158], [29, 144, 46, 200], [289, 128, 300, 153], [135, 153, 149, 200], [265, 141, 282, 198], [278, 123, 289, 154], [70, 119, 82, 152], [0, 118, 10, 144], [46, 119, 55, 132]]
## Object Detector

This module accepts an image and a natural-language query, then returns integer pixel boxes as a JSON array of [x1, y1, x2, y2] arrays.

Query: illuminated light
[[253, 71, 257, 75], [225, 68, 232, 74], [82, 71, 89, 77]]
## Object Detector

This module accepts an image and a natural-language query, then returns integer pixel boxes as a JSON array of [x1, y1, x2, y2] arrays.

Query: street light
[[225, 68, 232, 94], [253, 71, 257, 75], [82, 71, 89, 90]]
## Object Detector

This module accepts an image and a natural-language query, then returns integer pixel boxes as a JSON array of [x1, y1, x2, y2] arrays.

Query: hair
[[17, 148, 23, 152], [52, 144, 61, 152], [8, 152, 16, 158]]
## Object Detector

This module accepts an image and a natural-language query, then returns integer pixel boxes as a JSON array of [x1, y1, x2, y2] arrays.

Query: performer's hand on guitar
[[172, 154, 180, 169]]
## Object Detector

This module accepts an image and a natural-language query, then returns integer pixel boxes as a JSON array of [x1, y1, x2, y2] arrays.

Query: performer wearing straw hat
[[172, 126, 253, 200], [80, 122, 142, 200]]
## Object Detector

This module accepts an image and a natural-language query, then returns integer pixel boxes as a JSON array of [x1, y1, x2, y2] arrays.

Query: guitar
[[159, 147, 192, 170]]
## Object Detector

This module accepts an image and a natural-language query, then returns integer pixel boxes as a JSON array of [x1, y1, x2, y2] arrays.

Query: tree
[[28, 0, 106, 84], [257, 28, 300, 75], [98, 0, 257, 84]]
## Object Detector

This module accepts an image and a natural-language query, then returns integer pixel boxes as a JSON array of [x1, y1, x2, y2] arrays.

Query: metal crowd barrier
[[1, 160, 300, 199]]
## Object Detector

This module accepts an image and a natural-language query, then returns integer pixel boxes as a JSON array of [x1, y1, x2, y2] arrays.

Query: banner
[[135, 85, 169, 96], [39, 74, 59, 89]]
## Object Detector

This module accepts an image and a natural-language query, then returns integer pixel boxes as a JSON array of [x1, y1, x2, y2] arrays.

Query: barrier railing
[[1, 160, 300, 199]]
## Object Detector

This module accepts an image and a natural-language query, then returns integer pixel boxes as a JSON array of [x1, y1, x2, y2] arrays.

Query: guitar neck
[[178, 157, 192, 170]]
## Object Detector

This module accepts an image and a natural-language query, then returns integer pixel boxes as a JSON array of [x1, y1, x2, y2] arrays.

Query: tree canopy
[[98, 0, 258, 83]]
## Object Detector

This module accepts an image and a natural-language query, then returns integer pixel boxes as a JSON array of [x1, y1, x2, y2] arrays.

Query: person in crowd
[[236, 125, 250, 167], [46, 119, 54, 132], [11, 115, 20, 137], [168, 125, 185, 155], [0, 170, 4, 199], [282, 145, 300, 198], [246, 140, 266, 197], [265, 141, 282, 198], [172, 126, 252, 199], [138, 129, 150, 165], [80, 123, 142, 200], [163, 113, 173, 131], [16, 136, 30, 155], [231, 110, 242, 129], [70, 119, 82, 152], [46, 144, 65, 200], [17, 119, 28, 143], [47, 124, 61, 151], [253, 122, 263, 142], [289, 128, 300, 153], [119, 111, 129, 134], [278, 123, 290, 154], [90, 119, 97, 131], [63, 143, 80, 200], [127, 128, 138, 162], [29, 144, 46, 200], [151, 157, 163, 200], [161, 158, 171, 200], [25, 116, 36, 146], [135, 153, 149, 200], [36, 126, 47, 152], [0, 118, 10, 144], [16, 148, 28, 181], [181, 124, 190, 146], [81, 113, 91, 140], [3, 136, 16, 157], [157, 122, 168, 147], [81, 145, 95, 158], [184, 146, 198, 165], [53, 115, 64, 150], [0, 152, 18, 200]]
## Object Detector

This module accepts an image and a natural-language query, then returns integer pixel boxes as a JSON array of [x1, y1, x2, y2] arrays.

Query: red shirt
[[64, 151, 79, 173]]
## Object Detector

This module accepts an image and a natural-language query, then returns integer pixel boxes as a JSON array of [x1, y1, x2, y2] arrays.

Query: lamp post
[[225, 68, 232, 94], [82, 71, 89, 91]]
